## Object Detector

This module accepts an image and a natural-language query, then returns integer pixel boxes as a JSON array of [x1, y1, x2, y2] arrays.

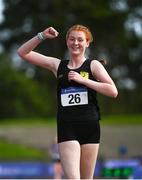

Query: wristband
[[37, 32, 46, 41]]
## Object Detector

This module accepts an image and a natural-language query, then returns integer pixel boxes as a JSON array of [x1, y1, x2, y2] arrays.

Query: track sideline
[[0, 125, 141, 158]]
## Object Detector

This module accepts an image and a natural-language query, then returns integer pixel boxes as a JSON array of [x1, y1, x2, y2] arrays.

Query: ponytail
[[99, 59, 107, 65]]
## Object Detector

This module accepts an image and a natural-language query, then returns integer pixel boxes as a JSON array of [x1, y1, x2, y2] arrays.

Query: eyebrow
[[69, 35, 84, 39]]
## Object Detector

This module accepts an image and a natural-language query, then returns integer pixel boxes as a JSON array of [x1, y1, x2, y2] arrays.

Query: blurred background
[[0, 0, 142, 179]]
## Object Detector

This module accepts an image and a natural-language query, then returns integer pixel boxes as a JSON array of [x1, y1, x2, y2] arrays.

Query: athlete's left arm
[[88, 60, 118, 98], [68, 60, 118, 98]]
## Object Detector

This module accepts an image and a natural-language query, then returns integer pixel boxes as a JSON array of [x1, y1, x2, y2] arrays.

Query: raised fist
[[42, 27, 59, 39]]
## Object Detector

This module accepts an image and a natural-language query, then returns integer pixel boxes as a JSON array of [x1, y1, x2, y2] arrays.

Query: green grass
[[0, 139, 49, 161], [101, 114, 142, 126], [0, 117, 56, 127], [0, 118, 55, 161], [0, 114, 142, 126]]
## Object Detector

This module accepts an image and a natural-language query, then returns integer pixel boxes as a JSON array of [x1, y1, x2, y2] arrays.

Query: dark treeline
[[0, 0, 142, 118]]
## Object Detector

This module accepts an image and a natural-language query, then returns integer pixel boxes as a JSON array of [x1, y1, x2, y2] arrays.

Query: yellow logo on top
[[80, 71, 89, 79]]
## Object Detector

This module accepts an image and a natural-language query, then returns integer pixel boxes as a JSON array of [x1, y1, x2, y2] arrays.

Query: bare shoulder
[[49, 56, 61, 67], [53, 57, 61, 70], [90, 59, 109, 80], [90, 59, 105, 72], [48, 57, 61, 76]]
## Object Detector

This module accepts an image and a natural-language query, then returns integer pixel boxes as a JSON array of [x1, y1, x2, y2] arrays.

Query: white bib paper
[[61, 87, 88, 107]]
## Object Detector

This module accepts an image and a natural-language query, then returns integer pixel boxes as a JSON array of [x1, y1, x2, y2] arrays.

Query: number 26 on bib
[[61, 87, 88, 107]]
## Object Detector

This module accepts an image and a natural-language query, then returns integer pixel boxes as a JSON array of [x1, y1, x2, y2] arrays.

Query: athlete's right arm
[[17, 27, 61, 77]]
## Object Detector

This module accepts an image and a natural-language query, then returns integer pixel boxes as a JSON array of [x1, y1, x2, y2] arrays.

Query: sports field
[[0, 114, 142, 126], [0, 114, 142, 160]]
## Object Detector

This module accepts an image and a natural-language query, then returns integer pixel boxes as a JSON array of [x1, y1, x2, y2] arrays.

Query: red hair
[[66, 24, 93, 43]]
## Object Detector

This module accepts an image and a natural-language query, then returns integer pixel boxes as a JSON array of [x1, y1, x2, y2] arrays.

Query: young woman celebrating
[[17, 25, 118, 179]]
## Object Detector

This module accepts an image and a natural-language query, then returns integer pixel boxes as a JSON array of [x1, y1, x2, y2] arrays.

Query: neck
[[68, 55, 86, 68]]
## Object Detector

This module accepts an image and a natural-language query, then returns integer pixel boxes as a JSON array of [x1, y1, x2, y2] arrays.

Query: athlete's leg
[[80, 143, 99, 179], [58, 140, 81, 179]]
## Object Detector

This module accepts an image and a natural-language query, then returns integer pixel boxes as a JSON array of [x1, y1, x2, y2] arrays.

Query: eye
[[78, 38, 84, 42], [69, 37, 75, 41]]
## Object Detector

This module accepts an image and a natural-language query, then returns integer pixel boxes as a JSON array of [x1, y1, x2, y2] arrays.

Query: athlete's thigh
[[80, 143, 99, 179], [58, 140, 81, 179]]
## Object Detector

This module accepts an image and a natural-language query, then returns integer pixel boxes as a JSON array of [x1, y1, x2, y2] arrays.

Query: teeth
[[72, 46, 79, 50]]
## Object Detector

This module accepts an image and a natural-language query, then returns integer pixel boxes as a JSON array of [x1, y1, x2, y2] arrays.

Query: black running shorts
[[57, 120, 100, 145]]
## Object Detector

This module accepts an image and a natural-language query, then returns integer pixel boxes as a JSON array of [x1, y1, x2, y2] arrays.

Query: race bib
[[61, 87, 88, 107]]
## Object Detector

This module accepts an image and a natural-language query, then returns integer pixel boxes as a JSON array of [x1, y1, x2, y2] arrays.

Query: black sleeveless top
[[57, 59, 101, 122]]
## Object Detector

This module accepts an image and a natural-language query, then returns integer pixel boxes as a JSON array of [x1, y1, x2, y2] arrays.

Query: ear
[[86, 40, 90, 47]]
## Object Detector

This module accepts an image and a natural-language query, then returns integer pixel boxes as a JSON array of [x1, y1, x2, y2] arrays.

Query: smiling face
[[66, 30, 89, 56]]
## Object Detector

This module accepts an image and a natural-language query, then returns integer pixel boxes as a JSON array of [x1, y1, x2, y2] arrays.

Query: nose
[[74, 39, 78, 44]]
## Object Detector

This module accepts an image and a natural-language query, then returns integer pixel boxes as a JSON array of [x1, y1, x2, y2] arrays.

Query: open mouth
[[71, 46, 80, 51]]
